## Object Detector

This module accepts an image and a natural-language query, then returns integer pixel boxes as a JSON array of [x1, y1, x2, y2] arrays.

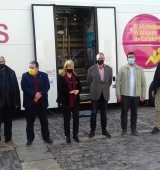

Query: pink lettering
[[0, 24, 9, 43]]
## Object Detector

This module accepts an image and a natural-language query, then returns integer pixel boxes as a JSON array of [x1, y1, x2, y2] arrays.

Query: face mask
[[0, 64, 5, 69], [29, 69, 36, 76], [97, 60, 104, 65], [128, 58, 135, 65], [67, 69, 73, 73]]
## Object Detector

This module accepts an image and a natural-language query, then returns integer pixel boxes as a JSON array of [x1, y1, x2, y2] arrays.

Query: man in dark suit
[[0, 56, 20, 148], [21, 61, 52, 146], [151, 63, 160, 134], [87, 52, 112, 138]]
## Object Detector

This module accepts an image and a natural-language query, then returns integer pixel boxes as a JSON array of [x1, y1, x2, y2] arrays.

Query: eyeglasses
[[0, 62, 5, 64]]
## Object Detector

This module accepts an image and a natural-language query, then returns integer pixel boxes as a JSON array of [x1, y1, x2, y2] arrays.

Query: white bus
[[0, 0, 159, 109]]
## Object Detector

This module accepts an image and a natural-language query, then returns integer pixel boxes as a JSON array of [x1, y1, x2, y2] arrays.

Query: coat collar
[[124, 64, 140, 69], [96, 64, 108, 69]]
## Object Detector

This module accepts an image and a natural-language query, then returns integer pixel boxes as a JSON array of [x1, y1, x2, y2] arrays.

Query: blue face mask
[[128, 58, 135, 65]]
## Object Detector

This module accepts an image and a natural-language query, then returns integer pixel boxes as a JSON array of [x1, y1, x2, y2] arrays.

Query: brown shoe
[[5, 140, 17, 148]]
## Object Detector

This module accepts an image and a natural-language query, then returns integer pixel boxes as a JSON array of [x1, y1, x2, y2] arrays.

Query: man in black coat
[[0, 56, 20, 148], [151, 63, 160, 134], [21, 61, 52, 146]]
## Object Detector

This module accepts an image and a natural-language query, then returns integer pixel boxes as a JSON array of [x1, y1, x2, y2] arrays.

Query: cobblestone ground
[[35, 105, 154, 141], [0, 150, 21, 170], [1, 105, 160, 170], [35, 105, 159, 170]]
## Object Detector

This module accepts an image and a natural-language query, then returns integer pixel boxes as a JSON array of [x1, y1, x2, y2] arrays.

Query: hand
[[69, 90, 74, 94], [35, 92, 42, 99], [117, 95, 122, 102], [140, 97, 145, 102], [74, 90, 79, 95], [152, 91, 156, 98], [34, 97, 38, 102], [15, 105, 19, 109]]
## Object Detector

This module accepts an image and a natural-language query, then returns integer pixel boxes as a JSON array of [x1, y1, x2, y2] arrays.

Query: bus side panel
[[0, 9, 34, 109]]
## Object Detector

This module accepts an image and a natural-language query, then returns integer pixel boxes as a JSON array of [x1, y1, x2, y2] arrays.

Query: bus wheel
[[148, 81, 155, 106]]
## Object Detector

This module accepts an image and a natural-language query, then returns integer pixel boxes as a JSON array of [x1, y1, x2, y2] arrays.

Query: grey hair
[[0, 56, 5, 61], [96, 52, 104, 59]]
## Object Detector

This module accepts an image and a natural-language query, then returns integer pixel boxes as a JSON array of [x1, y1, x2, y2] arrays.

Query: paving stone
[[21, 159, 61, 170]]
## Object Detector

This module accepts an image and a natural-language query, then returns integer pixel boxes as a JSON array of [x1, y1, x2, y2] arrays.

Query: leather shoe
[[44, 138, 53, 144], [88, 131, 95, 138], [102, 131, 111, 138], [131, 130, 139, 136], [151, 127, 160, 134], [122, 130, 127, 137], [73, 135, 80, 142], [26, 140, 32, 147], [66, 137, 71, 144]]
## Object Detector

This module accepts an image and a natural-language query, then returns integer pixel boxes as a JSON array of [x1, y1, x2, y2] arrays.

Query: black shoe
[[88, 131, 95, 138], [122, 130, 127, 137], [131, 130, 139, 136], [26, 140, 32, 147], [102, 131, 111, 138], [151, 127, 160, 134], [73, 135, 80, 142], [66, 137, 71, 144], [44, 138, 53, 144]]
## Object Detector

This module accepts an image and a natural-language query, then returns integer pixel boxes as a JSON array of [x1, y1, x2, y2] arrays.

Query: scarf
[[64, 73, 76, 108]]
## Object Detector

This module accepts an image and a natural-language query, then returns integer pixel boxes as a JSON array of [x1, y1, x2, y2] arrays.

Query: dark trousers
[[90, 93, 108, 132], [62, 102, 79, 137], [121, 95, 140, 131], [0, 103, 14, 143], [25, 105, 50, 142]]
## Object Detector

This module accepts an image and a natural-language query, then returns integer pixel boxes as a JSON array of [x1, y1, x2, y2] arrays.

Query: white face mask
[[128, 58, 135, 64]]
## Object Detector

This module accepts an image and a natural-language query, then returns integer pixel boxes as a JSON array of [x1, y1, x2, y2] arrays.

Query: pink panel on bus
[[123, 14, 160, 69]]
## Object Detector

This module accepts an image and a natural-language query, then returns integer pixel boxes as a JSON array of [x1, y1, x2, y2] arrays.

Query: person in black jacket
[[57, 60, 82, 144], [0, 56, 20, 148], [151, 63, 160, 134], [21, 61, 52, 146]]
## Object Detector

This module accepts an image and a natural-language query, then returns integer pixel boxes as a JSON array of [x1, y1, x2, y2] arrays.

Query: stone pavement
[[0, 105, 160, 170]]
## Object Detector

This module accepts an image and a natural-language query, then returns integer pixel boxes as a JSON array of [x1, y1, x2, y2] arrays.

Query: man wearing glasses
[[0, 56, 20, 148]]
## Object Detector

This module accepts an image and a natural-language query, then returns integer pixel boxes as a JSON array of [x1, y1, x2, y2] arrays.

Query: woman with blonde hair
[[56, 60, 82, 144]]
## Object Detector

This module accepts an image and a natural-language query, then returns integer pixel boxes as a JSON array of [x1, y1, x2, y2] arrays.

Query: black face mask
[[97, 60, 104, 65], [0, 64, 5, 69], [67, 69, 73, 73]]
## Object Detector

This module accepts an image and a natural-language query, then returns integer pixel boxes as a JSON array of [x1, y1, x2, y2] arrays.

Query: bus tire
[[148, 81, 155, 107]]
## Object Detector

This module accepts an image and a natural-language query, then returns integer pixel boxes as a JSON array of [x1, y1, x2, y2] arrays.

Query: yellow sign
[[145, 48, 160, 65]]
